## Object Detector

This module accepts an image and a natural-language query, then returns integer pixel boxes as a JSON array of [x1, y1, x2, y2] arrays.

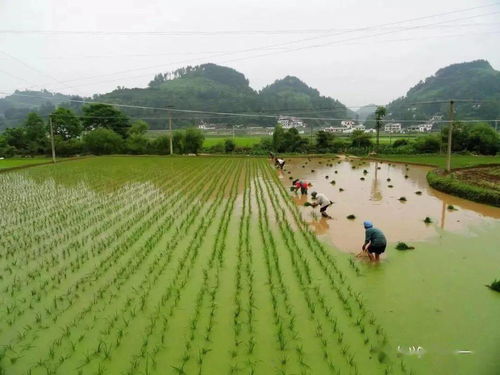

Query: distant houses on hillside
[[277, 116, 305, 129], [324, 121, 365, 134]]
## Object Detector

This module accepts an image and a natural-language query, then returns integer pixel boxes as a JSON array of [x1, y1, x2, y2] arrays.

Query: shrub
[[54, 137, 83, 156], [392, 139, 409, 148], [427, 170, 500, 207], [151, 135, 170, 154], [209, 142, 225, 153], [83, 128, 124, 155], [125, 134, 150, 154], [413, 135, 441, 153], [224, 139, 236, 153]]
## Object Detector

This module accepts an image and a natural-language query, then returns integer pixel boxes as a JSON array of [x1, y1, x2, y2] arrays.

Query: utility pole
[[446, 100, 454, 172], [168, 108, 173, 155], [48, 115, 56, 163]]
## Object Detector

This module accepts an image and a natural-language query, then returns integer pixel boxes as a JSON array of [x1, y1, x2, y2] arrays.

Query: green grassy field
[[0, 157, 400, 375], [0, 157, 52, 170], [369, 154, 500, 169], [203, 136, 264, 148]]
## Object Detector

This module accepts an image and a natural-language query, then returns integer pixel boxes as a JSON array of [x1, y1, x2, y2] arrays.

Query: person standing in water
[[292, 179, 309, 195], [361, 220, 387, 262]]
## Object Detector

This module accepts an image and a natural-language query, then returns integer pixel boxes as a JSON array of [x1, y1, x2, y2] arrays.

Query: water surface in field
[[278, 157, 500, 252], [278, 156, 500, 375]]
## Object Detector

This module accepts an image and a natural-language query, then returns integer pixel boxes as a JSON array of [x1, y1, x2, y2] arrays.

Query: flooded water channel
[[278, 157, 500, 252]]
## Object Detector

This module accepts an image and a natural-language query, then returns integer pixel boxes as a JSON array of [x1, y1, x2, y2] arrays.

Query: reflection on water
[[280, 157, 500, 253]]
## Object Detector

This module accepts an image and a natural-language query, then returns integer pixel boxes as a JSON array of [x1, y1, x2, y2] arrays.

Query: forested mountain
[[0, 90, 72, 130], [355, 104, 377, 121], [259, 76, 353, 126], [0, 64, 352, 130], [384, 60, 500, 124]]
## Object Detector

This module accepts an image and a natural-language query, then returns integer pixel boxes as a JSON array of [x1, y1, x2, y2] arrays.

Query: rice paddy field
[[1, 156, 499, 375]]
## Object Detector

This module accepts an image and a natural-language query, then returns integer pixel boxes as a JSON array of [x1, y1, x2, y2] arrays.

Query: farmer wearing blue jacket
[[362, 221, 387, 261]]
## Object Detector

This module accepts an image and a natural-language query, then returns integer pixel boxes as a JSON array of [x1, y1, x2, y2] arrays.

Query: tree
[[128, 120, 149, 136], [224, 139, 236, 153], [374, 106, 386, 152], [184, 128, 205, 154], [3, 127, 27, 152], [466, 123, 499, 155], [440, 122, 469, 152], [51, 107, 82, 140], [172, 131, 185, 154], [283, 128, 308, 153], [83, 128, 124, 155], [81, 104, 130, 137], [351, 129, 372, 148], [272, 125, 286, 152], [315, 130, 335, 151], [0, 134, 15, 157], [23, 112, 47, 154]]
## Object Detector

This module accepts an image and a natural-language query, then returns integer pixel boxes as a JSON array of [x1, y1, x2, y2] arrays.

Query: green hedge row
[[427, 169, 500, 207]]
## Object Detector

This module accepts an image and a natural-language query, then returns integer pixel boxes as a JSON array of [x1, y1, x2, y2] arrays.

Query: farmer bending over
[[310, 191, 333, 218], [361, 221, 387, 262], [292, 179, 309, 195], [275, 158, 286, 170]]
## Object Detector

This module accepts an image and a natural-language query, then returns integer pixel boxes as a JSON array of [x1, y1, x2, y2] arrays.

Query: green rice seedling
[[424, 217, 432, 224], [304, 202, 312, 207], [395, 242, 415, 250], [487, 279, 500, 292], [347, 214, 356, 220]]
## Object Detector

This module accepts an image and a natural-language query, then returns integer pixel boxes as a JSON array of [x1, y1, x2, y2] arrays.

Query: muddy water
[[278, 157, 500, 252]]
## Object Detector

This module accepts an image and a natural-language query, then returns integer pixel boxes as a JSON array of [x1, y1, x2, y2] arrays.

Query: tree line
[[1, 104, 498, 158], [0, 104, 205, 157]]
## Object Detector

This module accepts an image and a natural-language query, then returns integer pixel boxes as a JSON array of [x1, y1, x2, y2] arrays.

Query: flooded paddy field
[[0, 156, 407, 375], [280, 156, 500, 375]]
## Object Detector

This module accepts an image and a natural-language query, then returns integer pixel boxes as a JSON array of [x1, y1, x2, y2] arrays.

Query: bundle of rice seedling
[[304, 202, 312, 207], [395, 242, 415, 250], [487, 279, 500, 292], [347, 214, 356, 220], [415, 191, 422, 195], [424, 217, 432, 224], [398, 196, 407, 202]]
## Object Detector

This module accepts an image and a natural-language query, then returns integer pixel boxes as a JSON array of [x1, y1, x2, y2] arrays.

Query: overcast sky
[[0, 0, 499, 107]]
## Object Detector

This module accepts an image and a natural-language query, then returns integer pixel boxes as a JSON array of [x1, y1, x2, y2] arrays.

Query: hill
[[0, 90, 72, 130], [384, 60, 500, 125], [259, 76, 353, 125], [355, 104, 377, 121], [0, 64, 353, 130]]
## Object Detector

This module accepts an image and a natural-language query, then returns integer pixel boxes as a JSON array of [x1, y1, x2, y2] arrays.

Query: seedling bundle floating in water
[[395, 242, 415, 250], [487, 279, 500, 292], [424, 216, 432, 224]]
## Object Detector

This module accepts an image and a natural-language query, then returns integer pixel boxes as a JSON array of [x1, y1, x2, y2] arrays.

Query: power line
[[15, 4, 500, 92], [1, 21, 498, 36], [1, 92, 497, 124]]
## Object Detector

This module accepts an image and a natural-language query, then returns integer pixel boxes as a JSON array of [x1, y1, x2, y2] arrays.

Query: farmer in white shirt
[[275, 158, 285, 170], [310, 191, 333, 218]]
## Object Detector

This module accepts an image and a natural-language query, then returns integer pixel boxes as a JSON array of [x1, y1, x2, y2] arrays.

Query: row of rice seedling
[[0, 157, 410, 375]]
